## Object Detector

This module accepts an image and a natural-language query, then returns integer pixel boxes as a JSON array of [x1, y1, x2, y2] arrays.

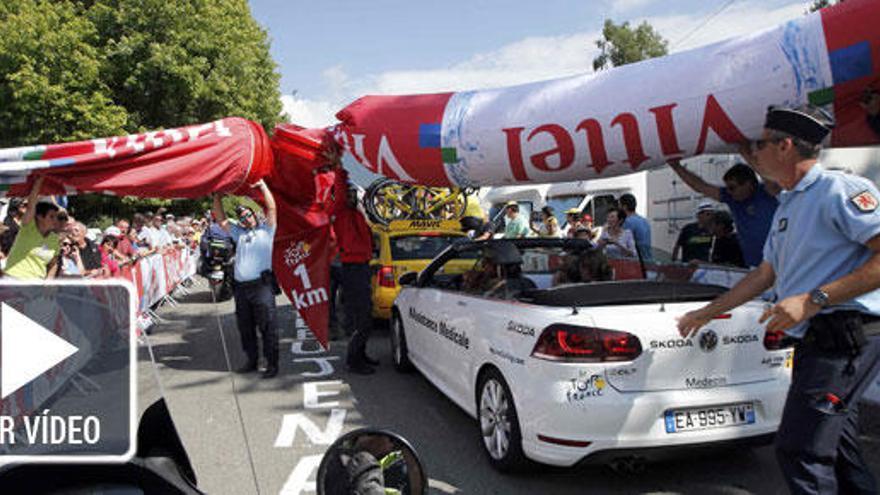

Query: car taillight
[[764, 330, 795, 350], [378, 266, 396, 288], [531, 324, 642, 362]]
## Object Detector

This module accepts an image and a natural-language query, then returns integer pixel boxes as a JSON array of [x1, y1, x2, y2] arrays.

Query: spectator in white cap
[[673, 201, 716, 263]]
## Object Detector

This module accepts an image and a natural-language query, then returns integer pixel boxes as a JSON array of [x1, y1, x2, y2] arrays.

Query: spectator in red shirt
[[332, 168, 376, 375], [99, 227, 121, 277]]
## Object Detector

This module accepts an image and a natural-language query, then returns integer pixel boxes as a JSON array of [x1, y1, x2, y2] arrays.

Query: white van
[[481, 184, 550, 232], [545, 174, 647, 237]]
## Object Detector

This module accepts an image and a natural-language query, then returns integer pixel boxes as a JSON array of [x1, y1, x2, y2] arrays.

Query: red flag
[[268, 124, 339, 348]]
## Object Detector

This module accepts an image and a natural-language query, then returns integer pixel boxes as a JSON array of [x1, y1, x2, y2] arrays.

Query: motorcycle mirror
[[398, 272, 418, 287], [317, 428, 426, 495]]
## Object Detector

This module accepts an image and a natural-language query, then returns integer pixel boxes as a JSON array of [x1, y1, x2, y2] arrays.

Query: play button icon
[[0, 281, 135, 462], [1, 302, 79, 400]]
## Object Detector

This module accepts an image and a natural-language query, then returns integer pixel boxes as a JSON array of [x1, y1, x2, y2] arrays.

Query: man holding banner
[[213, 180, 280, 379], [332, 170, 377, 375], [4, 176, 65, 280]]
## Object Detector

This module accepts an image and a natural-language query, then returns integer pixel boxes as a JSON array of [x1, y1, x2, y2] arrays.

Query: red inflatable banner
[[0, 118, 338, 348], [1, 117, 272, 198]]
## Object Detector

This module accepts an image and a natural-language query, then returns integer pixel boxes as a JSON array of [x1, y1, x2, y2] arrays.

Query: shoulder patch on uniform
[[850, 190, 878, 213]]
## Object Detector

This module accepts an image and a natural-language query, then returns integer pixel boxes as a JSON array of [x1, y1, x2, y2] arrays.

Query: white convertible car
[[390, 238, 793, 471]]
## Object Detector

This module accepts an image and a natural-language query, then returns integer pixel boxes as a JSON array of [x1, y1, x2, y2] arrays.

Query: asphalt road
[[141, 279, 880, 495]]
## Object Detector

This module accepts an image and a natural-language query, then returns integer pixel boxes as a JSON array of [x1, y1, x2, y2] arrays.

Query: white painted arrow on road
[[1, 302, 78, 400]]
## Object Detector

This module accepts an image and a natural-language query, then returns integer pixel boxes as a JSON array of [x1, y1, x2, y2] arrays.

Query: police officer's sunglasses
[[749, 137, 786, 154]]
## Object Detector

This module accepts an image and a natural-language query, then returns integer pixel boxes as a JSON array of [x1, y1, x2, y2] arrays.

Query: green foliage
[[89, 0, 283, 132], [0, 0, 128, 146], [592, 19, 669, 71], [0, 0, 282, 145], [0, 0, 283, 223], [221, 195, 262, 220], [66, 195, 208, 224]]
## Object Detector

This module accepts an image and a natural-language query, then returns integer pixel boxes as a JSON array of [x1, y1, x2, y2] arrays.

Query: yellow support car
[[370, 219, 469, 319]]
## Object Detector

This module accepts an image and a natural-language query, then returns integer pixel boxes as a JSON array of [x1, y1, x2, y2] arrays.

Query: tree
[[0, 0, 128, 146], [88, 0, 283, 132], [0, 0, 284, 222], [592, 19, 669, 71]]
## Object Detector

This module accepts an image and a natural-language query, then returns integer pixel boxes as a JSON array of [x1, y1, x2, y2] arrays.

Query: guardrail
[[116, 248, 199, 333]]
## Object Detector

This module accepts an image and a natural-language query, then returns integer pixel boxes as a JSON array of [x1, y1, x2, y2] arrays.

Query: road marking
[[274, 409, 347, 447]]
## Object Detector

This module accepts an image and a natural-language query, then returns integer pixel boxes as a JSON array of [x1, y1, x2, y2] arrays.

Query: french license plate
[[664, 402, 755, 433]]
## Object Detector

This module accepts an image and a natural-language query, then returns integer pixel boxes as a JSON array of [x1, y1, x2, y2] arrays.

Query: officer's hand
[[760, 293, 820, 334], [677, 309, 711, 338]]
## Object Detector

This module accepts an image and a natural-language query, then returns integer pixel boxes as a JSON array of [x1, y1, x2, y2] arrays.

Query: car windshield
[[391, 234, 464, 260]]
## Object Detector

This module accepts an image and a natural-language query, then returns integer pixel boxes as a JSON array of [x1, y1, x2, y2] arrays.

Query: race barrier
[[116, 247, 199, 332]]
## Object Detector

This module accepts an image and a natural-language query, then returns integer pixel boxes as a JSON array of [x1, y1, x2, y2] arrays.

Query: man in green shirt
[[503, 202, 530, 239], [5, 177, 65, 280]]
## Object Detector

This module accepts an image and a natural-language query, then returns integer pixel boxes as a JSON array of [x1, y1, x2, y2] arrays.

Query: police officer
[[678, 104, 880, 494], [212, 180, 279, 378]]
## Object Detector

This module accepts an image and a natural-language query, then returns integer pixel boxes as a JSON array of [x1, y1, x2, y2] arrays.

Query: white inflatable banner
[[333, 0, 879, 187]]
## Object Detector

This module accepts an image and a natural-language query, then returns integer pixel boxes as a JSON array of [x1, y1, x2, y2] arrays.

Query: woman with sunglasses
[[47, 235, 85, 278]]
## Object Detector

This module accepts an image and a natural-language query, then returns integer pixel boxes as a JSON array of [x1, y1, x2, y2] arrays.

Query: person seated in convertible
[[462, 241, 535, 299], [553, 248, 613, 285]]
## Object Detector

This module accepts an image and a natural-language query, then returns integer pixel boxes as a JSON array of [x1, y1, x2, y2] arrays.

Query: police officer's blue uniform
[[230, 220, 279, 375], [764, 163, 880, 494]]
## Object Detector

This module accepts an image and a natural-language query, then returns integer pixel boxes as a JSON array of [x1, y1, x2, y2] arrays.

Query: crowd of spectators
[[477, 162, 774, 270], [0, 179, 207, 280], [492, 194, 658, 265]]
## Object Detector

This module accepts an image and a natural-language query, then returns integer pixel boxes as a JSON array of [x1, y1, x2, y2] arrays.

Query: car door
[[431, 287, 481, 408], [406, 246, 482, 396]]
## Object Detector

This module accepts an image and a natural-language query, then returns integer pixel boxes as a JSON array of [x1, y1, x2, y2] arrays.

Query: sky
[[248, 0, 814, 128]]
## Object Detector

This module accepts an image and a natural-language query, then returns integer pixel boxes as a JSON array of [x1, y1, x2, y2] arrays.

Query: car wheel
[[390, 311, 413, 372], [477, 368, 528, 471]]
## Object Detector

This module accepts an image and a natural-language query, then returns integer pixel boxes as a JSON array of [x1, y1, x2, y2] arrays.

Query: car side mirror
[[318, 428, 426, 495], [398, 271, 418, 287]]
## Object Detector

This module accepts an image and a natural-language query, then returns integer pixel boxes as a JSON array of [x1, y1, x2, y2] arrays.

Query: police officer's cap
[[486, 241, 522, 265], [764, 104, 835, 145]]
